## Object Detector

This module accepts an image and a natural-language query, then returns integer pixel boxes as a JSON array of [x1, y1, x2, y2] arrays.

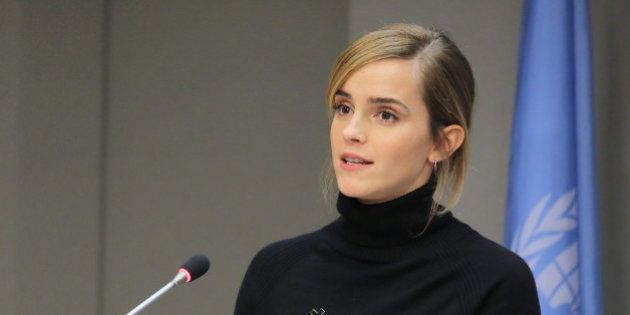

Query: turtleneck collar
[[331, 174, 452, 248]]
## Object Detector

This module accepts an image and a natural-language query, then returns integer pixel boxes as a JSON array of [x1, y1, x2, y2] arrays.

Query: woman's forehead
[[339, 59, 424, 106]]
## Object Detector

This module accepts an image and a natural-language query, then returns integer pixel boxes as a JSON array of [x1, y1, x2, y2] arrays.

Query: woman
[[235, 23, 540, 315]]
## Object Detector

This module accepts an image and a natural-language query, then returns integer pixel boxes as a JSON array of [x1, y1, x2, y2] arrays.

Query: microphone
[[126, 254, 211, 315]]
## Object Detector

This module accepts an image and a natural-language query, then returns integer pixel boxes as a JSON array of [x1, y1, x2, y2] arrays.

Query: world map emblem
[[510, 189, 580, 314]]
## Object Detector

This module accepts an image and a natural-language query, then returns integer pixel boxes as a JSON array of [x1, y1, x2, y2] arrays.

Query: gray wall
[[592, 0, 630, 313], [1, 1, 628, 314], [103, 1, 345, 314], [1, 1, 104, 314], [1, 1, 346, 314], [0, 1, 20, 314]]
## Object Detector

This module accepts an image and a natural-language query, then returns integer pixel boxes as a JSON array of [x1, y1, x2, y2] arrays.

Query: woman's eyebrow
[[368, 97, 410, 113], [334, 89, 352, 98], [335, 89, 410, 113]]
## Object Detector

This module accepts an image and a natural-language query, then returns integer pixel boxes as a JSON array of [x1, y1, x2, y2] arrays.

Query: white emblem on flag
[[510, 189, 580, 313]]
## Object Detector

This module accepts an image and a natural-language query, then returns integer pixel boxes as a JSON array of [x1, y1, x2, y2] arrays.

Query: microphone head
[[179, 254, 210, 283]]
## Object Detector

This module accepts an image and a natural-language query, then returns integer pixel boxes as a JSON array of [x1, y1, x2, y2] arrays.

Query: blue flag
[[505, 0, 602, 314]]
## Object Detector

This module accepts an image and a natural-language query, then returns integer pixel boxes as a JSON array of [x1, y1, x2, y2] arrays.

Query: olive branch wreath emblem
[[510, 189, 580, 313]]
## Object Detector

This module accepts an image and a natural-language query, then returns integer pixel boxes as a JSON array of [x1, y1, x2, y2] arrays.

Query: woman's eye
[[378, 111, 398, 122], [333, 104, 352, 115]]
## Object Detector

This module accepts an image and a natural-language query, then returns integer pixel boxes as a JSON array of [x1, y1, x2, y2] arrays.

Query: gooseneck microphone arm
[[125, 254, 210, 315], [125, 270, 187, 315]]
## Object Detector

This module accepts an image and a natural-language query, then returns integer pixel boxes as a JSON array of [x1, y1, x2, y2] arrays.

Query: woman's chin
[[338, 185, 367, 199], [338, 184, 383, 204]]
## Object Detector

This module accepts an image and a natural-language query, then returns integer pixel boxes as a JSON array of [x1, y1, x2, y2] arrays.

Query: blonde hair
[[323, 23, 475, 215]]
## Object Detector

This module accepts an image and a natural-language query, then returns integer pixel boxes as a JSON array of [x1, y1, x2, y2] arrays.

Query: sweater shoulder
[[252, 229, 320, 269], [446, 218, 540, 313], [235, 228, 323, 313], [448, 218, 531, 273]]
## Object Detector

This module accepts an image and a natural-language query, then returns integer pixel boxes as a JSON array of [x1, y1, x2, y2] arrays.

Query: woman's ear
[[429, 124, 465, 162]]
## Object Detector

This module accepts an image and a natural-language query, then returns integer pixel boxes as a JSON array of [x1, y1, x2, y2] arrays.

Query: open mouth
[[342, 157, 374, 165]]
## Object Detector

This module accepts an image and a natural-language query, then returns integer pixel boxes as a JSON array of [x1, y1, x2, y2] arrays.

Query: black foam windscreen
[[180, 254, 210, 282]]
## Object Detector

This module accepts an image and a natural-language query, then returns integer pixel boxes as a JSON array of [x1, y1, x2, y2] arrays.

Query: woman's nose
[[342, 116, 367, 144]]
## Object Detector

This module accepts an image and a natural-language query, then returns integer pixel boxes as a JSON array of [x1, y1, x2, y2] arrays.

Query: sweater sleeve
[[476, 255, 541, 315]]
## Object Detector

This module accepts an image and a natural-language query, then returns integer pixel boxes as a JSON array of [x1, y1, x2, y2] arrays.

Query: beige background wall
[[1, 1, 628, 314]]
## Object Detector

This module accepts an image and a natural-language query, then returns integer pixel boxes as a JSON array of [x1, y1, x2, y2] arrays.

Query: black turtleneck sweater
[[234, 180, 540, 314]]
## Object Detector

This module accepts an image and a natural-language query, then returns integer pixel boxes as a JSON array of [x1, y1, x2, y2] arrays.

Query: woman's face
[[330, 58, 437, 204]]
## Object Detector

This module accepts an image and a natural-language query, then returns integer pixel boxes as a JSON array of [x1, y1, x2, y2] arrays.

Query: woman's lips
[[340, 152, 373, 171]]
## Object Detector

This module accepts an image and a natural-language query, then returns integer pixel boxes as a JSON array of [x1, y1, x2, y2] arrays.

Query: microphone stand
[[126, 271, 187, 315]]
